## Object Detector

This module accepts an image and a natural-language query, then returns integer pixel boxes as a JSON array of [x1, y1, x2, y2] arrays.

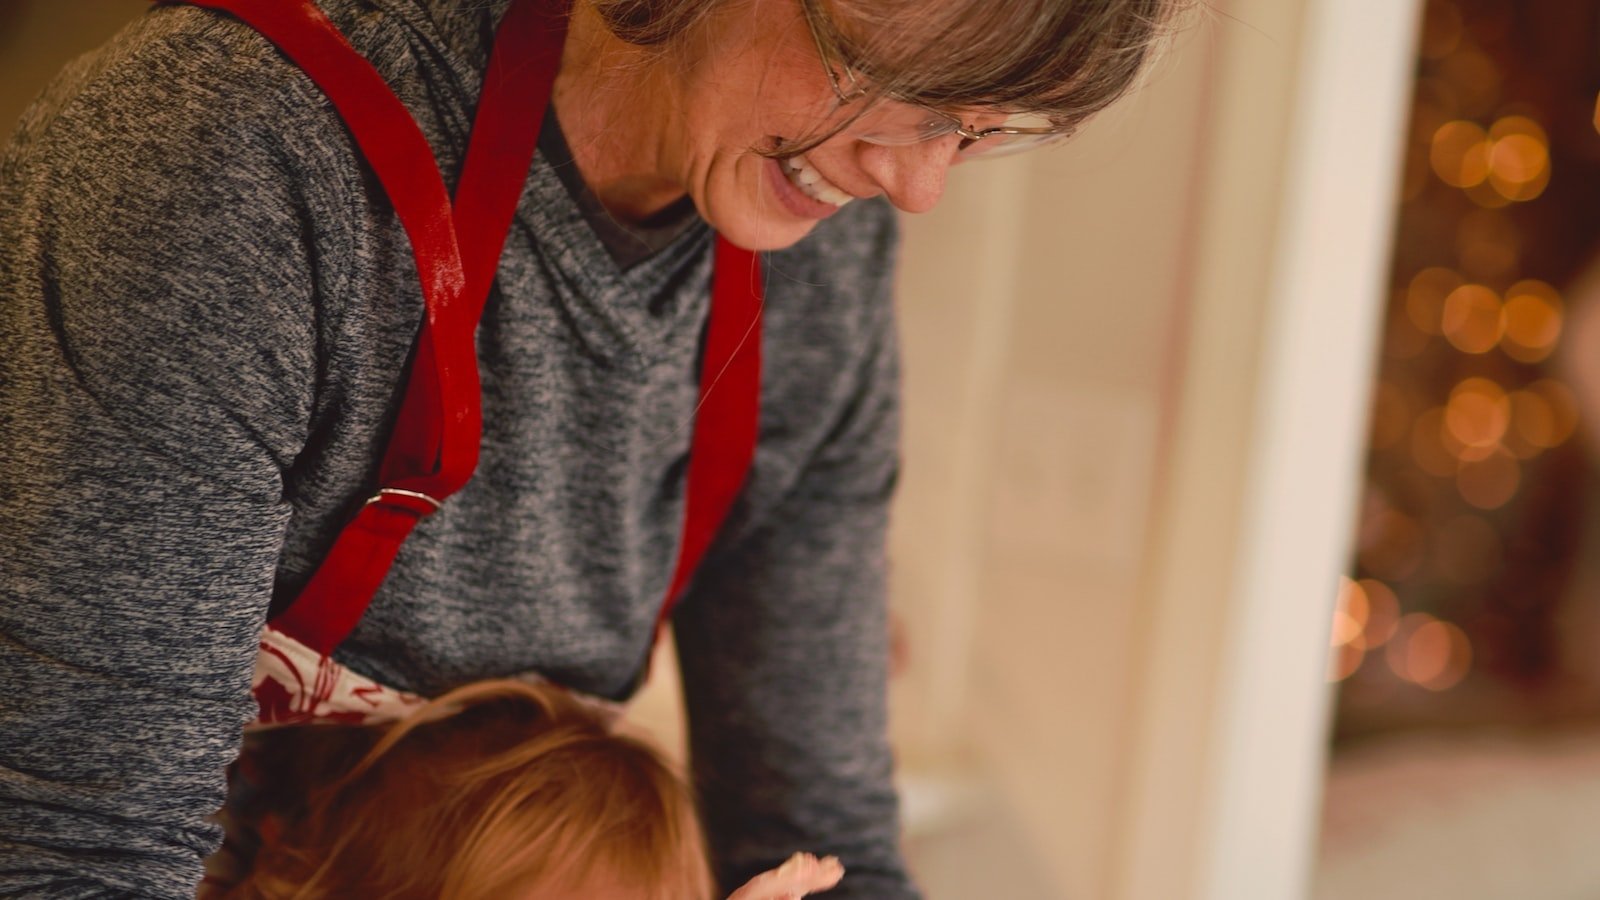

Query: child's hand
[[726, 852, 845, 899]]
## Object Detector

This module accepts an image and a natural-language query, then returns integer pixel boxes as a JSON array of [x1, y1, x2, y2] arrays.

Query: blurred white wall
[[888, 31, 1207, 899], [887, 1, 1421, 898]]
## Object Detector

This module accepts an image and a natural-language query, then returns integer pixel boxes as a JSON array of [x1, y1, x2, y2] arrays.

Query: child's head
[[228, 679, 713, 900]]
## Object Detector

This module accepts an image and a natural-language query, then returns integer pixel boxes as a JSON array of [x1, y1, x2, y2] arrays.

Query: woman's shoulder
[[0, 8, 375, 483], [6, 5, 359, 205]]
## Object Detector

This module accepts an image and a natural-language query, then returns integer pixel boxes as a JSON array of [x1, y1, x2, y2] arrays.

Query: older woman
[[0, 0, 1185, 896]]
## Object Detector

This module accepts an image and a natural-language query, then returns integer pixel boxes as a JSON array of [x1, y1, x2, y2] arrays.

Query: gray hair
[[592, 0, 1195, 143]]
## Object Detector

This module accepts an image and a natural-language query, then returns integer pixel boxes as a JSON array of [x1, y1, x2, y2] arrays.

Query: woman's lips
[[781, 154, 855, 205], [766, 155, 847, 221]]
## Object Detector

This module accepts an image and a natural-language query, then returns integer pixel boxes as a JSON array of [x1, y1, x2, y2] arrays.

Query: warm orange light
[[1406, 267, 1462, 336], [1331, 576, 1370, 647], [1431, 120, 1491, 188], [1407, 619, 1455, 684], [1441, 284, 1504, 353], [1457, 448, 1520, 510], [1384, 614, 1471, 690], [1386, 613, 1434, 683], [1485, 116, 1551, 202], [1357, 579, 1401, 648], [1437, 415, 1491, 462], [1513, 379, 1579, 449], [1488, 115, 1549, 145], [1501, 280, 1564, 363], [1417, 621, 1472, 691], [1444, 377, 1510, 448], [1488, 135, 1550, 201]]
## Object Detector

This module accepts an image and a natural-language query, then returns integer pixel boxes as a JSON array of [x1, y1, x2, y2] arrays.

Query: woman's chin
[[709, 208, 822, 253]]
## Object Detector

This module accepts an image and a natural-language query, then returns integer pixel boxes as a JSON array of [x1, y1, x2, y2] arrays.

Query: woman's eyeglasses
[[798, 0, 1072, 158]]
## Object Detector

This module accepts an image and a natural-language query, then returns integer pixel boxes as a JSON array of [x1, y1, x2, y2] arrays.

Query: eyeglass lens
[[848, 107, 1065, 156]]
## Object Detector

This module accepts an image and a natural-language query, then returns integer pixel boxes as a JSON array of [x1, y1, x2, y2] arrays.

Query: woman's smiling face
[[559, 0, 968, 251], [673, 0, 968, 248], [561, 0, 1181, 251]]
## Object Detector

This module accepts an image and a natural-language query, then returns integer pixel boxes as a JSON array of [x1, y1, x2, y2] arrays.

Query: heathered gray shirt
[[0, 0, 917, 896]]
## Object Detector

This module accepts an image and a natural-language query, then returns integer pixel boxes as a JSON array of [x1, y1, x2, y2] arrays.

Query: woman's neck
[[550, 3, 690, 224]]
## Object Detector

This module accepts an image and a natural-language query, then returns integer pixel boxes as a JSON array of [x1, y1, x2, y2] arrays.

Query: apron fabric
[[161, 0, 763, 730], [166, 0, 764, 889]]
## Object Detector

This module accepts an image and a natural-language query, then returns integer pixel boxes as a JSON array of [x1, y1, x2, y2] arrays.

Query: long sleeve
[[0, 18, 322, 895], [673, 229, 922, 899]]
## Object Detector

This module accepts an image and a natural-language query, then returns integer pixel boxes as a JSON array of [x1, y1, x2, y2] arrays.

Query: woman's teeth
[[780, 156, 854, 207]]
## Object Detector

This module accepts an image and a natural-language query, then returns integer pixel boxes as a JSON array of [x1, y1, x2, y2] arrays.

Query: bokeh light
[[1330, 576, 1370, 647], [1486, 115, 1551, 201], [1339, 0, 1591, 748], [1430, 120, 1491, 188], [1500, 279, 1564, 363], [1385, 613, 1473, 691], [1327, 577, 1371, 682], [1440, 283, 1503, 353], [1444, 377, 1510, 450], [1357, 578, 1402, 648]]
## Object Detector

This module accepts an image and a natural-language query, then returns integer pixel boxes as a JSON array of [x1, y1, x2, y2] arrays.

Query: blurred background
[[1315, 2, 1600, 899], [16, 0, 1600, 898]]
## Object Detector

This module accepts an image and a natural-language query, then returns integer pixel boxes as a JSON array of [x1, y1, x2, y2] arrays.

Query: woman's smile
[[767, 152, 855, 222], [778, 152, 856, 206]]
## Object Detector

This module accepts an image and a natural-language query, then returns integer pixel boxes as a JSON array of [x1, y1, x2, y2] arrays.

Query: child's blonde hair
[[223, 679, 712, 900]]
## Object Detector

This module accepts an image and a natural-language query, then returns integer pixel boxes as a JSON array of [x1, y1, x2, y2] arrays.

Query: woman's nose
[[857, 136, 962, 214]]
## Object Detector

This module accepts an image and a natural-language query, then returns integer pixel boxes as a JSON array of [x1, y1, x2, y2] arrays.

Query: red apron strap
[[171, 0, 562, 653], [276, 0, 571, 653], [659, 237, 764, 626], [171, 0, 760, 662], [372, 0, 566, 503], [453, 0, 565, 306]]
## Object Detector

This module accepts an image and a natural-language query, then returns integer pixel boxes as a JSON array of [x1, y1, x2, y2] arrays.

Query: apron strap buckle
[[364, 487, 444, 518]]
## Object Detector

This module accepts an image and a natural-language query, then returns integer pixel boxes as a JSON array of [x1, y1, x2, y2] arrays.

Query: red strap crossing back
[[172, 0, 763, 658]]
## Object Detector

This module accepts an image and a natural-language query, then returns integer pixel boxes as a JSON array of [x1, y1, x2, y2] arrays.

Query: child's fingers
[[726, 852, 845, 899]]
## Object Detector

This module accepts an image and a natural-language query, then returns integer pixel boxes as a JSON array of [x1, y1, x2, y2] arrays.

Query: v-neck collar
[[373, 0, 716, 368]]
